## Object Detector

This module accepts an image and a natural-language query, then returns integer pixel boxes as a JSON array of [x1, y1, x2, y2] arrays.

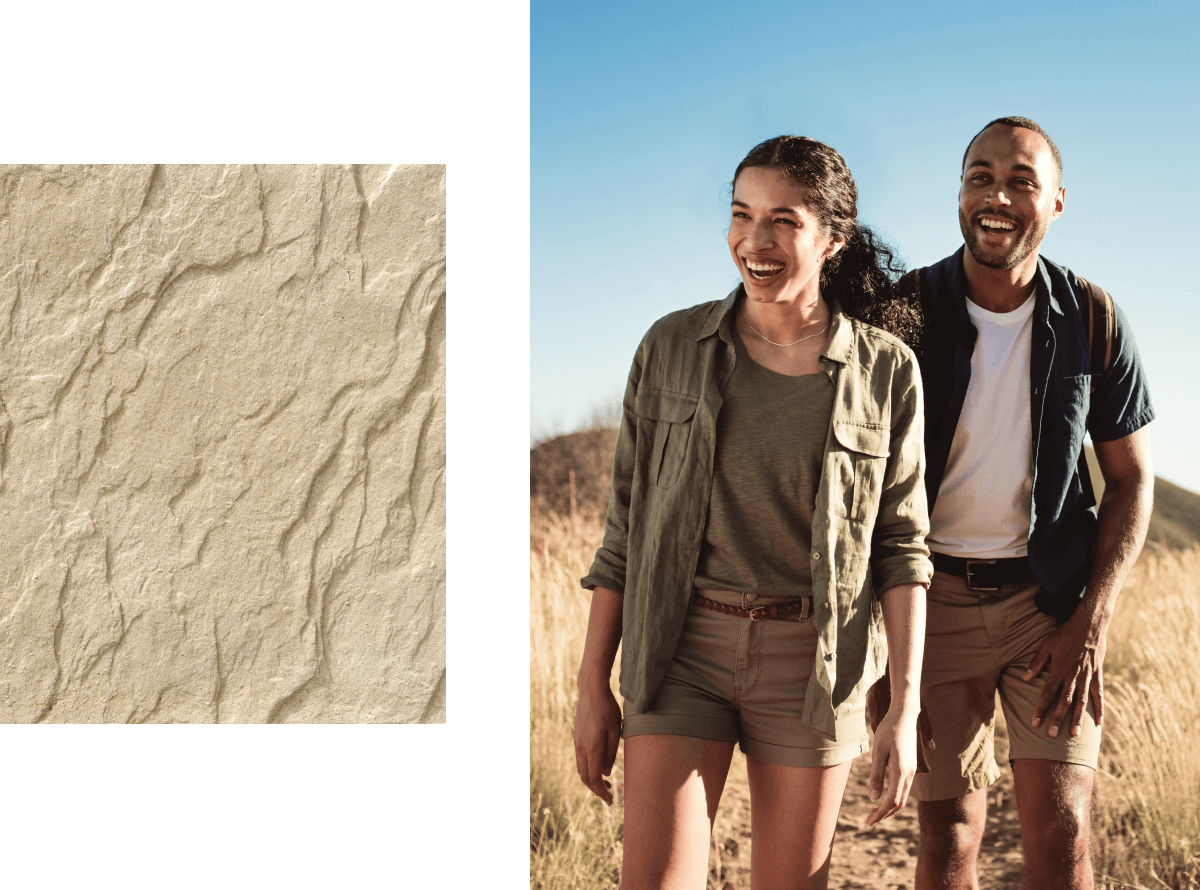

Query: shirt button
[[823, 602, 832, 611], [813, 552, 821, 561], [825, 653, 835, 661]]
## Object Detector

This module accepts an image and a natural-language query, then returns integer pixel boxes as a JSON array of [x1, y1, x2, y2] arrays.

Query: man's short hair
[[962, 116, 1062, 186]]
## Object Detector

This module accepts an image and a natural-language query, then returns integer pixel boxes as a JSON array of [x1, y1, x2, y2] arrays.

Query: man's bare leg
[[916, 790, 987, 890], [1011, 759, 1094, 890]]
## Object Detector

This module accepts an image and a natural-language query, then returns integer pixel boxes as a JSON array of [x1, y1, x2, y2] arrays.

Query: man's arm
[[1024, 426, 1153, 737]]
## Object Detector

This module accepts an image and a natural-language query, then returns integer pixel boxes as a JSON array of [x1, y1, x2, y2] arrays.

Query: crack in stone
[[1, 164, 444, 723]]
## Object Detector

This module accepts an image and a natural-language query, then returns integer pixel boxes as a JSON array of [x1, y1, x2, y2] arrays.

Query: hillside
[[530, 427, 619, 519], [1083, 445, 1200, 550], [531, 430, 1200, 550]]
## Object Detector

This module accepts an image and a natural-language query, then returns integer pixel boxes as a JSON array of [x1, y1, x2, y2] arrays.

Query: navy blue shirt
[[917, 248, 1154, 620]]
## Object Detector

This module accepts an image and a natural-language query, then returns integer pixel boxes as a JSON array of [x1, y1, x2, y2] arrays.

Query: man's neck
[[962, 249, 1039, 313]]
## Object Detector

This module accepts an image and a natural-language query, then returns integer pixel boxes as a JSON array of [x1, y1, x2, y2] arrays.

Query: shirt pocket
[[633, 388, 699, 489], [829, 421, 891, 522], [1045, 374, 1089, 459]]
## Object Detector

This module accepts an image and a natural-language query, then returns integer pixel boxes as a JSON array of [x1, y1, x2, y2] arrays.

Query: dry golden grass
[[530, 494, 1200, 890], [530, 508, 623, 890], [1096, 548, 1200, 890]]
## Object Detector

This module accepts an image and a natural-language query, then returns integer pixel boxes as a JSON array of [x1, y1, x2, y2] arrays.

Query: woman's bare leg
[[621, 734, 736, 890], [746, 756, 855, 890]]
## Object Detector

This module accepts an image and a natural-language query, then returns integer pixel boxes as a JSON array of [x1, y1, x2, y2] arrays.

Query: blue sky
[[532, 1, 1200, 492]]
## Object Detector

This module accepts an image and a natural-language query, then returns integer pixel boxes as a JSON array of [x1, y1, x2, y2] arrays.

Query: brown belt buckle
[[964, 559, 999, 592], [748, 607, 767, 621]]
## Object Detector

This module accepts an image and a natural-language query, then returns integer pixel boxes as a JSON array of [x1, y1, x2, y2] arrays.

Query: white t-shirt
[[927, 292, 1035, 558]]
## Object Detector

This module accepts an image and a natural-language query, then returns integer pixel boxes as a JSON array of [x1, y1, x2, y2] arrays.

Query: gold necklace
[[741, 305, 829, 347]]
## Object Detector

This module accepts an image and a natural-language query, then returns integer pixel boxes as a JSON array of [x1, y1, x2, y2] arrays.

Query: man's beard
[[959, 208, 1047, 270]]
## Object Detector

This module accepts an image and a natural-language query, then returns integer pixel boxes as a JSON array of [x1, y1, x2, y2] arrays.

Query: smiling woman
[[571, 135, 934, 890], [730, 136, 924, 354]]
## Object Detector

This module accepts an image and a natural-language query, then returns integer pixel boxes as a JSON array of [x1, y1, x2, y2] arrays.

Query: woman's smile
[[744, 257, 786, 281]]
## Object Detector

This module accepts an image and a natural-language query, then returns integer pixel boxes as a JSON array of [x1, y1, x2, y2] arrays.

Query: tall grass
[[530, 494, 1200, 889], [530, 506, 623, 890], [1096, 548, 1200, 890]]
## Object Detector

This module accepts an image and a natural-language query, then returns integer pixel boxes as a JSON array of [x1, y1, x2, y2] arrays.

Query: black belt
[[933, 553, 1034, 591]]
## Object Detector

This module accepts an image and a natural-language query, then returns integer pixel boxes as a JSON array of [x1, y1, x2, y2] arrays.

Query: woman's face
[[727, 166, 841, 306]]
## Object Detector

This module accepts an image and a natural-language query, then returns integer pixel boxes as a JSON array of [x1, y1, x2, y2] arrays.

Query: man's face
[[958, 125, 1065, 271]]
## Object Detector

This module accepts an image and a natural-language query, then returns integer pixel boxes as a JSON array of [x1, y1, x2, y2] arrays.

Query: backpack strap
[[1075, 275, 1115, 510], [1077, 275, 1115, 394]]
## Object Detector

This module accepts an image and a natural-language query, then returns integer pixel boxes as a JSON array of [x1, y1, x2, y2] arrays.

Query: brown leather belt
[[694, 594, 812, 622], [933, 553, 1034, 591]]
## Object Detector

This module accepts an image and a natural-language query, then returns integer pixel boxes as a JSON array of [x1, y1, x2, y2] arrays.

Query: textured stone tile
[[0, 164, 445, 723]]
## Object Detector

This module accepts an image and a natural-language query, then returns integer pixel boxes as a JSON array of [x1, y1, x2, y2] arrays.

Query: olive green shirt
[[581, 287, 932, 741], [693, 328, 834, 598]]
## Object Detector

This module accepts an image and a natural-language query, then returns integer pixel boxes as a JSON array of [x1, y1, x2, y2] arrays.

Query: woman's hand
[[867, 670, 935, 773], [573, 679, 622, 805], [869, 582, 927, 826], [573, 587, 625, 806], [866, 702, 919, 826]]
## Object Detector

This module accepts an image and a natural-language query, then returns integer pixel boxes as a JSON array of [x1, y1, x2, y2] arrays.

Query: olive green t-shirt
[[693, 329, 835, 599]]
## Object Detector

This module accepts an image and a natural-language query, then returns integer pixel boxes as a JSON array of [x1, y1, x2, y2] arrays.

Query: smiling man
[[895, 117, 1155, 889]]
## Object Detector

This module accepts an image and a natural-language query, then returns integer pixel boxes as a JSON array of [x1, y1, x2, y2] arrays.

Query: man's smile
[[979, 217, 1017, 231], [974, 209, 1020, 235]]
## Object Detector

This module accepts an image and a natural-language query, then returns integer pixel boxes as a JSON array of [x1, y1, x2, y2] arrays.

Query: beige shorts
[[912, 571, 1102, 802], [622, 589, 868, 768]]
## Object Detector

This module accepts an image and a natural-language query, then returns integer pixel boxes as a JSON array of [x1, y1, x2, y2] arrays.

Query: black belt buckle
[[964, 559, 999, 591]]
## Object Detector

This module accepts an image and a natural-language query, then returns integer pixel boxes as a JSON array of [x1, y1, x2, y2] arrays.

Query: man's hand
[[867, 672, 935, 774], [1027, 428, 1152, 738], [1023, 604, 1106, 738]]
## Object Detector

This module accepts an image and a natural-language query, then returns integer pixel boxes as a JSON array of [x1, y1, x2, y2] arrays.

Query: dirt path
[[706, 719, 1024, 889], [827, 752, 1023, 889]]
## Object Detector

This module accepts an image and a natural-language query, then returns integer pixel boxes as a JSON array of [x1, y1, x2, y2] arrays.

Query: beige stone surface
[[0, 165, 445, 723]]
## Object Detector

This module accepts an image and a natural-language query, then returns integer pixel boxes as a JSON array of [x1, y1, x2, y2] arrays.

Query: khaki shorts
[[622, 589, 868, 768], [912, 571, 1102, 802]]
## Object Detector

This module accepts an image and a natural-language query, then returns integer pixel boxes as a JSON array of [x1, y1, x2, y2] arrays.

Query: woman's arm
[[573, 586, 624, 805], [866, 581, 926, 826]]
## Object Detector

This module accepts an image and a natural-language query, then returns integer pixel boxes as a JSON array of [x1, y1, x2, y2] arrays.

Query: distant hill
[[531, 430, 1200, 551], [1084, 445, 1200, 550], [530, 427, 619, 519]]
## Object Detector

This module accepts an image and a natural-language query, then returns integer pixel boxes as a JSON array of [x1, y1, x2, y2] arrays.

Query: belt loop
[[799, 597, 811, 623]]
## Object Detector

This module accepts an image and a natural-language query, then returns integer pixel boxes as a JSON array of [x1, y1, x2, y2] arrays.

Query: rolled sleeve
[[580, 342, 643, 594], [871, 353, 933, 595], [1087, 301, 1155, 443]]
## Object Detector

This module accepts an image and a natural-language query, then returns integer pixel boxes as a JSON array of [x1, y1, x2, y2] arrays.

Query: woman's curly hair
[[733, 135, 922, 351]]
